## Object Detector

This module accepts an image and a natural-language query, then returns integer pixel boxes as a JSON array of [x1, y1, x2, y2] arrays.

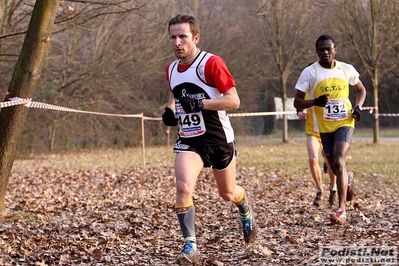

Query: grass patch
[[13, 135, 399, 188], [0, 211, 38, 224]]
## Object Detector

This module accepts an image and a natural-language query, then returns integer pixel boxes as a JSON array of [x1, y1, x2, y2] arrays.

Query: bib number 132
[[325, 104, 345, 114], [323, 98, 348, 121]]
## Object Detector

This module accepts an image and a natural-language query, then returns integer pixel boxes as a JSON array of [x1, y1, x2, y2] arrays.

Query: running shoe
[[323, 161, 328, 174], [347, 171, 355, 201], [176, 241, 200, 265], [328, 188, 337, 206], [313, 190, 322, 207], [330, 209, 347, 225], [240, 207, 258, 244]]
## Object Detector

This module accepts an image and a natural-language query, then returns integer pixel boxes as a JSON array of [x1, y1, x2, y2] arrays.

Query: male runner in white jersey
[[162, 14, 258, 265], [294, 35, 366, 225]]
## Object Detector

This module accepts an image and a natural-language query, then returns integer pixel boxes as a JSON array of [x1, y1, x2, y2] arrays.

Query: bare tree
[[20, 0, 171, 152], [330, 0, 399, 143], [255, 0, 316, 142], [0, 0, 60, 214], [0, 1, 28, 90], [2, 0, 398, 155]]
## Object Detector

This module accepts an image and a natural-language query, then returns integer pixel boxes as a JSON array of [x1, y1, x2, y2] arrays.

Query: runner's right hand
[[162, 107, 178, 126], [313, 94, 329, 107]]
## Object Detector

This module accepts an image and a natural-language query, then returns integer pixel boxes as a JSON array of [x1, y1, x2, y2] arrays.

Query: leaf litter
[[1, 165, 398, 265]]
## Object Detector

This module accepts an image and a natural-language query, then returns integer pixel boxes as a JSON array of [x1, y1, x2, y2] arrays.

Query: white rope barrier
[[2, 93, 398, 168], [378, 113, 399, 117], [228, 111, 296, 117], [0, 98, 31, 108], [1, 93, 148, 118], [1, 93, 398, 118], [26, 100, 145, 118]]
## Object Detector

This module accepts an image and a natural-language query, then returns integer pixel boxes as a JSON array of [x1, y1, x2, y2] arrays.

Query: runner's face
[[316, 39, 337, 66], [169, 22, 199, 60]]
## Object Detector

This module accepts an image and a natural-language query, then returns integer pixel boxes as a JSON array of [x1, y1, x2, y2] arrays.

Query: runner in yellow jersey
[[294, 35, 366, 225], [296, 102, 337, 207]]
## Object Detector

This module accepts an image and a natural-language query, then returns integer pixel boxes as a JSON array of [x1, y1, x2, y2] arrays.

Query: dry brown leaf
[[0, 165, 397, 265]]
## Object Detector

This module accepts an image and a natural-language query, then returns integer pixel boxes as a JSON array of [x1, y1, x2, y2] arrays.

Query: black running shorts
[[320, 126, 354, 157], [173, 140, 237, 170]]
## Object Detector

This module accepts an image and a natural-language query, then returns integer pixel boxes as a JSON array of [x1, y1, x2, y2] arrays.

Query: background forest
[[1, 0, 398, 154]]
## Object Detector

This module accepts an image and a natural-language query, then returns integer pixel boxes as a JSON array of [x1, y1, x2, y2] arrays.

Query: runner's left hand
[[352, 106, 362, 122], [178, 98, 204, 113]]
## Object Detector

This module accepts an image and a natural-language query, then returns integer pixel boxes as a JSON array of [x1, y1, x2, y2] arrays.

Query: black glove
[[313, 94, 328, 107], [179, 98, 204, 113], [352, 106, 362, 122], [162, 107, 178, 126]]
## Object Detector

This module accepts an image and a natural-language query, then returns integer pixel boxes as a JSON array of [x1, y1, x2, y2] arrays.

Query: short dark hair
[[315, 35, 336, 48], [168, 14, 200, 36]]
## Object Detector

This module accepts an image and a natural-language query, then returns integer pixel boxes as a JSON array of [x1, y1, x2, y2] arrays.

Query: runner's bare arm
[[352, 80, 366, 108], [202, 87, 240, 111]]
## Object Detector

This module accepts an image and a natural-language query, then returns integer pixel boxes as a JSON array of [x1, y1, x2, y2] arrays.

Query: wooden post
[[141, 114, 145, 168]]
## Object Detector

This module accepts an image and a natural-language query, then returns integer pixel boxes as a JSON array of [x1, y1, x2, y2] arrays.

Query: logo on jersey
[[320, 84, 347, 93], [181, 89, 205, 100], [197, 64, 205, 76]]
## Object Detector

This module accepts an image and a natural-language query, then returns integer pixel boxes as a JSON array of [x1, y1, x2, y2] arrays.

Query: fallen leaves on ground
[[1, 166, 398, 265]]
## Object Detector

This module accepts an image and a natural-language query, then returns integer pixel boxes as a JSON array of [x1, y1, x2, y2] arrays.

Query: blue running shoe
[[176, 241, 200, 265], [240, 207, 258, 244]]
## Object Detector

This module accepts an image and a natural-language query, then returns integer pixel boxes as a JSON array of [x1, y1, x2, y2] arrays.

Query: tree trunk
[[372, 73, 379, 144], [282, 88, 288, 143], [0, 0, 60, 214]]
